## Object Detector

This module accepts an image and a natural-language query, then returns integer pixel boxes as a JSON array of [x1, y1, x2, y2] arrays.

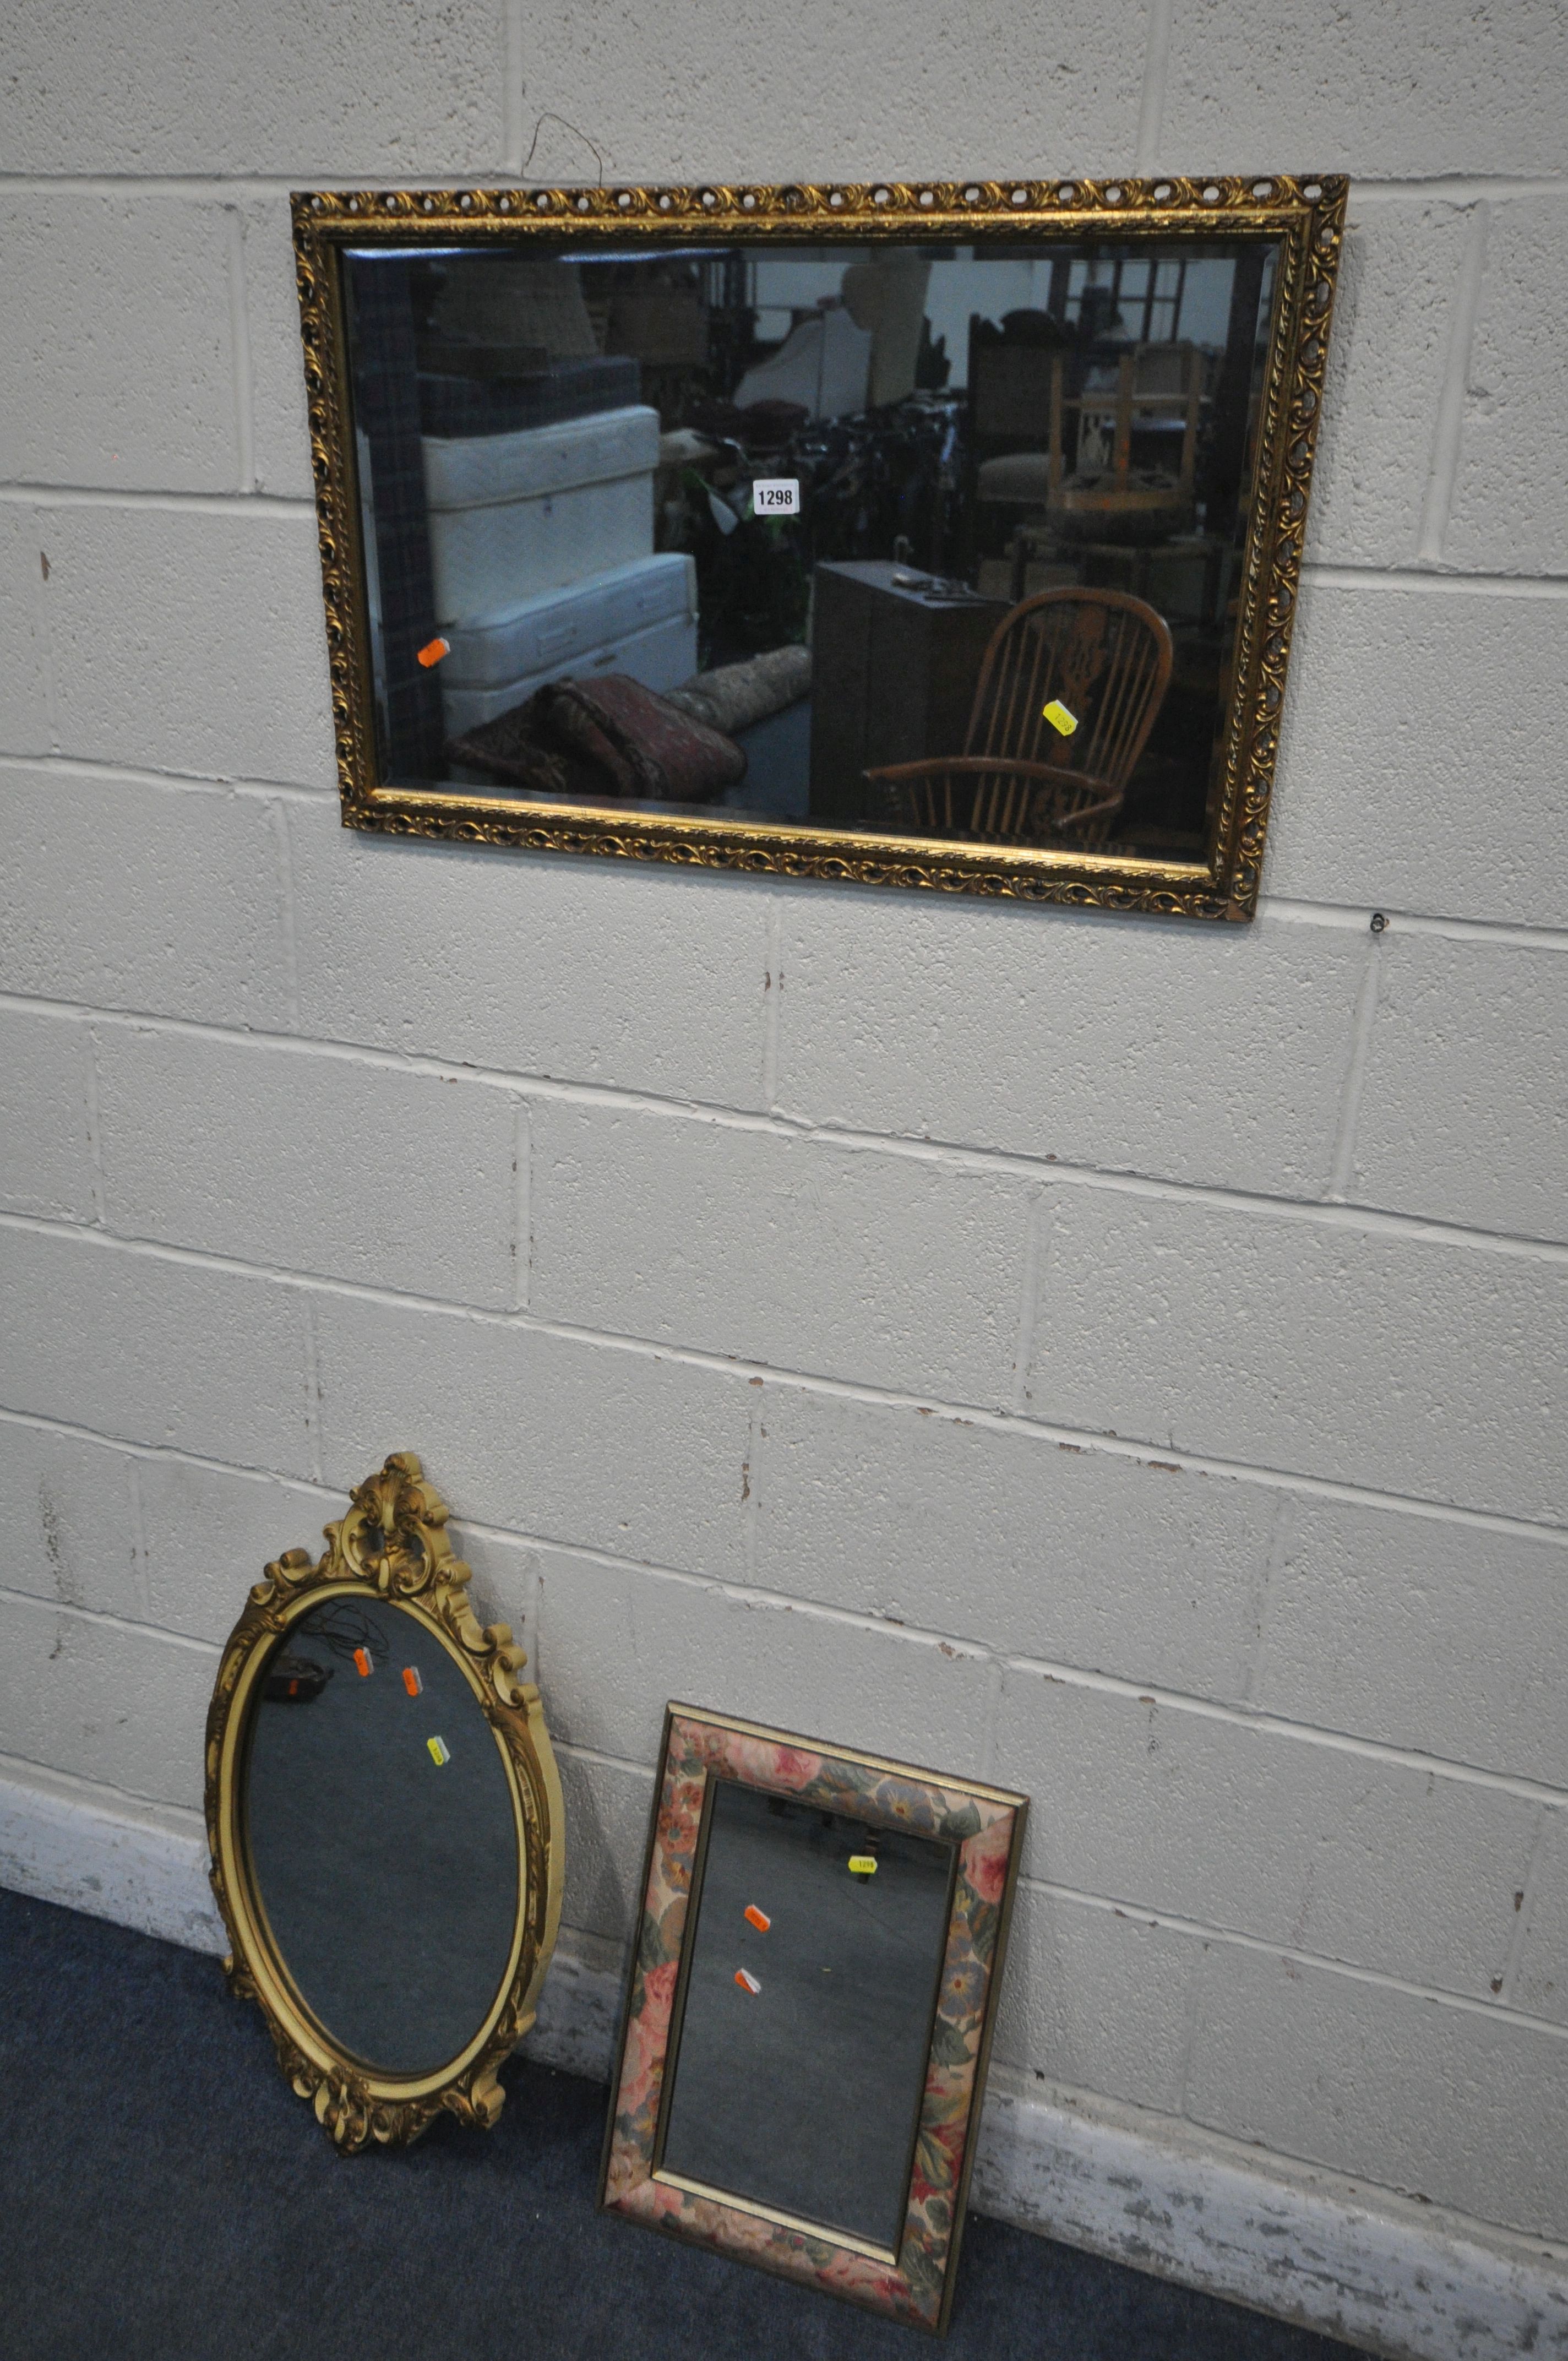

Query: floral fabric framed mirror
[[205, 1453, 563, 2150], [295, 174, 1342, 921], [600, 1705, 1027, 2332]]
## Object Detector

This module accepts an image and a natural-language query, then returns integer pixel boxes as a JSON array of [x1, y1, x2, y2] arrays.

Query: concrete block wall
[[2, 0, 1565, 2289]]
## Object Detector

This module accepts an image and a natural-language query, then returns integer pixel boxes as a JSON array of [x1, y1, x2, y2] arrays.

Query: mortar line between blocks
[[1417, 200, 1490, 565], [551, 1737, 655, 1779], [224, 203, 257, 494], [0, 753, 336, 798], [124, 1455, 154, 1623], [3, 1013, 1565, 1261], [1255, 898, 1568, 950], [32, 503, 61, 754], [742, 1385, 761, 1582], [1134, 0, 1173, 172], [2, 1402, 1565, 1799], [1498, 1810, 1551, 2008], [1240, 1492, 1296, 1707], [1326, 932, 1382, 1200], [10, 754, 1568, 899], [0, 1584, 221, 1655], [1300, 561, 1568, 600], [3, 1313, 1565, 1553], [761, 895, 782, 1113], [78, 1022, 106, 1227], [1174, 1905, 1207, 2118], [1018, 1872, 1568, 2039], [3, 171, 1566, 200], [266, 798, 302, 1030], [512, 1096, 531, 1313], [0, 483, 316, 516], [502, 0, 528, 175], [1010, 1189, 1047, 1414], [300, 1290, 322, 1484]]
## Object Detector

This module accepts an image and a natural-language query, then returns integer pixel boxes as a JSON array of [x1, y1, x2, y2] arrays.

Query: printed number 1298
[[752, 478, 801, 515]]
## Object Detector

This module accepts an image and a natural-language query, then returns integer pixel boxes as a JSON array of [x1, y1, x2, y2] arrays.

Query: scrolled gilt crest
[[292, 173, 1344, 921], [205, 1453, 564, 2152]]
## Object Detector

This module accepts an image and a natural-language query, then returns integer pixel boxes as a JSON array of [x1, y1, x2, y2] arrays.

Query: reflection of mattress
[[423, 405, 660, 618], [440, 553, 699, 733]]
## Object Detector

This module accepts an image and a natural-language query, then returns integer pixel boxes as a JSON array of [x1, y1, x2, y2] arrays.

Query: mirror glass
[[243, 1597, 520, 2076], [341, 230, 1278, 862], [657, 1779, 957, 2251]]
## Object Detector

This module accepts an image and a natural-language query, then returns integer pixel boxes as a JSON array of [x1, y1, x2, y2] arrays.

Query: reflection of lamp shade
[[733, 306, 872, 421], [840, 254, 932, 409], [431, 256, 598, 358]]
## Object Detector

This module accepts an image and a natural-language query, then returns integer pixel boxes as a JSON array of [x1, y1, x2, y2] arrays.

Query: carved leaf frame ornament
[[204, 1452, 564, 2152], [294, 173, 1344, 922]]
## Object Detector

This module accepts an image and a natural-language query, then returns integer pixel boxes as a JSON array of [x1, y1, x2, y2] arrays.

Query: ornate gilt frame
[[293, 173, 1344, 921], [204, 1452, 564, 2151], [600, 1705, 1027, 2333]]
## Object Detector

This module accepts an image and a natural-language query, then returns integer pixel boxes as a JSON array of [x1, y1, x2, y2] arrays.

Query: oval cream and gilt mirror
[[204, 1452, 563, 2150]]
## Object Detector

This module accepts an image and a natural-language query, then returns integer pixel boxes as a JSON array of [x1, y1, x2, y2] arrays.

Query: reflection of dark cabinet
[[809, 563, 1009, 823]]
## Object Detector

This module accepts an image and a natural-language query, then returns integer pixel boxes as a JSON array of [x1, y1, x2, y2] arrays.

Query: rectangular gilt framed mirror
[[294, 175, 1344, 920]]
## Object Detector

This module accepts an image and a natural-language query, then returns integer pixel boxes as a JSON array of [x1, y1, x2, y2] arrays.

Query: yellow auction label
[[427, 1735, 450, 1766], [1042, 699, 1079, 736], [847, 1855, 878, 1875]]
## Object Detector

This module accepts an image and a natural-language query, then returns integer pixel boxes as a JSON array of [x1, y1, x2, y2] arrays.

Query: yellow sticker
[[427, 1735, 450, 1766], [847, 1854, 878, 1876], [1042, 699, 1079, 736]]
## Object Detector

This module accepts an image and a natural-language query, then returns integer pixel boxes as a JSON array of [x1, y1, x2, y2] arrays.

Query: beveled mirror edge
[[204, 1450, 564, 2152], [597, 1702, 1029, 2334], [293, 173, 1346, 922]]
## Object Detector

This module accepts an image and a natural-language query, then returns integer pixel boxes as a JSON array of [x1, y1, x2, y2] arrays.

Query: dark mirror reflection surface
[[343, 231, 1277, 862], [657, 1780, 957, 2253], [243, 1598, 519, 2077]]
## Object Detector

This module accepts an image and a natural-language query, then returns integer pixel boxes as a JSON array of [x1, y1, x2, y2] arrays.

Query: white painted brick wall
[[1349, 935, 1568, 1239], [0, 197, 241, 493], [749, 1386, 1272, 1695], [1, 0, 1564, 2275], [0, 771, 295, 1027], [1267, 584, 1568, 927], [1157, 1, 1568, 177], [286, 797, 771, 1107], [0, 1005, 94, 1221], [40, 505, 335, 786], [93, 1027, 521, 1305], [1305, 200, 1473, 571], [1445, 198, 1568, 577], [1025, 1193, 1565, 1520], [530, 1102, 1032, 1403], [775, 895, 1366, 1196]]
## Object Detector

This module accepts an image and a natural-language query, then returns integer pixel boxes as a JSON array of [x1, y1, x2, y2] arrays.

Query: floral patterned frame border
[[599, 1706, 1027, 2335]]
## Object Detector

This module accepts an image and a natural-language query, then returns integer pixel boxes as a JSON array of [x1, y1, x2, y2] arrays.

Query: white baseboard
[[2, 1762, 1562, 2361]]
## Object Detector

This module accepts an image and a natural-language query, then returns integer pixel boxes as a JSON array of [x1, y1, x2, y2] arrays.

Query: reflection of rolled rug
[[665, 644, 811, 737]]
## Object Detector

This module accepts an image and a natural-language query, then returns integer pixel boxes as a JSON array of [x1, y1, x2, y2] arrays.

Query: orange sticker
[[743, 1905, 771, 1934], [353, 1646, 373, 1678], [417, 635, 450, 668], [734, 1967, 761, 1995], [402, 1666, 423, 1698]]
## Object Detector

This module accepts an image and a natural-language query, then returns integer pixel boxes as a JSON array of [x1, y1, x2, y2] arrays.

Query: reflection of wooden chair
[[862, 587, 1173, 846]]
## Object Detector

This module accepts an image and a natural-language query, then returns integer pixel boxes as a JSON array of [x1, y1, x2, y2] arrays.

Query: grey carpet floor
[[0, 1887, 1368, 2361]]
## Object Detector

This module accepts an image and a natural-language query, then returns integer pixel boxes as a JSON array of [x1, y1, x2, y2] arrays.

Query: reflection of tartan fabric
[[416, 355, 640, 439], [345, 258, 444, 780]]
